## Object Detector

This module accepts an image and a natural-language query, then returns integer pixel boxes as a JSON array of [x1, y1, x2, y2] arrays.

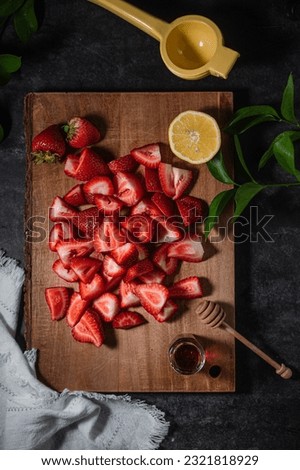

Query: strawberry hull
[[65, 117, 101, 149]]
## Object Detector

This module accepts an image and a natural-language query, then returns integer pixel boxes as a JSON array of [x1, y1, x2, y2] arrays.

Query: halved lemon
[[168, 110, 221, 164]]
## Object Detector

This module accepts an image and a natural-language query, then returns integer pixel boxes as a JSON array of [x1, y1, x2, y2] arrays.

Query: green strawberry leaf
[[280, 73, 298, 124], [234, 182, 265, 220], [14, 0, 38, 43], [273, 132, 300, 181], [0, 124, 4, 143], [258, 130, 300, 170], [225, 105, 280, 134], [206, 150, 235, 185], [204, 189, 236, 238], [0, 0, 24, 17], [0, 54, 21, 85]]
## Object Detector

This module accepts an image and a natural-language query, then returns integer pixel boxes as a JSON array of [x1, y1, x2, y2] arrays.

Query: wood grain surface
[[24, 91, 235, 392]]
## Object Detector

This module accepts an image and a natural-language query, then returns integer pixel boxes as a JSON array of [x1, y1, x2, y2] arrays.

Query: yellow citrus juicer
[[88, 0, 240, 80]]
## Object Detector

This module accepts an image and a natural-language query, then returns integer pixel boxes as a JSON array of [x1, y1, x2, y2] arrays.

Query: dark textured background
[[0, 0, 299, 449]]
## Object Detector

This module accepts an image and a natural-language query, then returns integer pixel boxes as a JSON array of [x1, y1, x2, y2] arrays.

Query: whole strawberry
[[64, 117, 101, 148], [32, 124, 66, 164]]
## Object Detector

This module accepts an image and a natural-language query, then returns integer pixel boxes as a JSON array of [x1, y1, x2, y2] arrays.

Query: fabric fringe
[[99, 394, 170, 449], [126, 398, 170, 450], [0, 250, 24, 286], [63, 390, 169, 449]]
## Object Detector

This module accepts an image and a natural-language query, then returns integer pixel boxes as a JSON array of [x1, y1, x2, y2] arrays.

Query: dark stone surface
[[0, 0, 299, 449]]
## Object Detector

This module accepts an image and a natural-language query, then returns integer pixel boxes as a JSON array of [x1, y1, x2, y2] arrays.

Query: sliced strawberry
[[124, 259, 154, 283], [168, 236, 204, 262], [83, 176, 115, 204], [139, 268, 166, 284], [172, 167, 193, 200], [169, 276, 203, 299], [45, 287, 72, 321], [66, 291, 89, 327], [152, 299, 178, 322], [156, 299, 178, 322], [105, 275, 123, 292], [151, 192, 176, 217], [56, 239, 94, 268], [156, 218, 183, 243], [95, 195, 123, 215], [145, 167, 163, 193], [112, 311, 146, 329], [153, 243, 179, 275], [103, 255, 126, 278], [79, 273, 106, 301], [176, 195, 205, 226], [108, 154, 138, 174], [72, 207, 102, 239], [49, 224, 62, 252], [63, 184, 87, 206], [122, 214, 154, 243], [52, 259, 79, 283], [135, 283, 169, 315], [158, 162, 175, 198], [64, 154, 80, 178], [110, 242, 138, 268], [114, 172, 145, 206], [94, 219, 126, 252], [73, 148, 111, 181], [32, 124, 66, 164], [119, 280, 140, 308], [72, 308, 105, 347], [131, 198, 163, 219], [93, 292, 120, 322], [130, 143, 161, 168], [49, 196, 78, 222], [70, 256, 102, 284], [135, 244, 149, 261], [65, 117, 101, 149], [49, 221, 74, 252]]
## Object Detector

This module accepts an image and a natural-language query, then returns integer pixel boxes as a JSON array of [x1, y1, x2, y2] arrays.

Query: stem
[[231, 182, 300, 190], [266, 182, 300, 188], [0, 16, 9, 42], [278, 118, 300, 128]]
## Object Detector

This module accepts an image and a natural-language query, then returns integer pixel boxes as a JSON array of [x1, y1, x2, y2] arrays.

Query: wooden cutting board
[[24, 91, 235, 393]]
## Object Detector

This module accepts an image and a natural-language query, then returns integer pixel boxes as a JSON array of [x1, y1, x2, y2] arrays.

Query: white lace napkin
[[0, 250, 169, 450]]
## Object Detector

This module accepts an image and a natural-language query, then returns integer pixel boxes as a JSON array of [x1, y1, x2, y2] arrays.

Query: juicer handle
[[88, 0, 167, 41], [209, 46, 240, 79]]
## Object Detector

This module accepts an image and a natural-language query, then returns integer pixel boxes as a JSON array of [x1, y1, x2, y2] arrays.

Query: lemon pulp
[[168, 110, 221, 164]]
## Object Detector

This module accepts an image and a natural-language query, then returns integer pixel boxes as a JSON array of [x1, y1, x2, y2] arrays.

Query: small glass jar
[[168, 334, 206, 375]]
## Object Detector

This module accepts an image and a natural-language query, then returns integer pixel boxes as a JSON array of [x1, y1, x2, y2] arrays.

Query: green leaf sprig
[[0, 0, 37, 45], [205, 73, 300, 238], [0, 0, 38, 142]]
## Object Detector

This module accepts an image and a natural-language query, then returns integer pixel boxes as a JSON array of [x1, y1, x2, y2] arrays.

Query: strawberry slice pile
[[42, 129, 206, 348]]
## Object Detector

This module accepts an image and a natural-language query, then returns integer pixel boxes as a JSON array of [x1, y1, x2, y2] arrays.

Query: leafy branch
[[0, 0, 38, 139], [205, 73, 300, 238]]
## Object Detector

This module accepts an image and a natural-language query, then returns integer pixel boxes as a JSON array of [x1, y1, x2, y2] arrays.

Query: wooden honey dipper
[[196, 300, 292, 379]]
